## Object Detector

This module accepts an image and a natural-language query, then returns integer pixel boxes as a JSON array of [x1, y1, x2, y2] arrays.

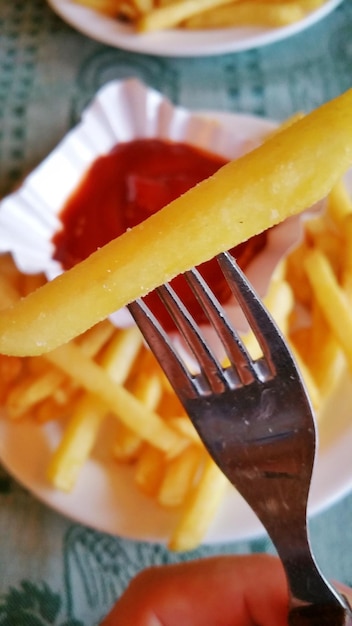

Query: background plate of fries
[[47, 0, 344, 57], [1, 79, 352, 551]]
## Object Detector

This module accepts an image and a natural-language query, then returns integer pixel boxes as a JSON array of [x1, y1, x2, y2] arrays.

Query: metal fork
[[128, 251, 352, 626]]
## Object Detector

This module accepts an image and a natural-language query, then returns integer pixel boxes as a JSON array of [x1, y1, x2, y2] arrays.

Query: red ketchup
[[53, 138, 266, 328]]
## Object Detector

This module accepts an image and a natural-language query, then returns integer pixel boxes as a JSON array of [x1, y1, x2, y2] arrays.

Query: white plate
[[0, 80, 351, 545], [1, 365, 352, 544], [47, 0, 344, 57]]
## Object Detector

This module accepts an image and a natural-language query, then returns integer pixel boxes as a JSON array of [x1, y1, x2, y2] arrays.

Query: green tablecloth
[[1, 1, 352, 623]]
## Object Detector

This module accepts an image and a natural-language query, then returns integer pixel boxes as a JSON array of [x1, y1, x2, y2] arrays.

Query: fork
[[128, 251, 352, 626]]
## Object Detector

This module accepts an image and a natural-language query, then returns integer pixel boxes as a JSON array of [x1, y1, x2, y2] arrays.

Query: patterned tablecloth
[[1, 1, 352, 624]]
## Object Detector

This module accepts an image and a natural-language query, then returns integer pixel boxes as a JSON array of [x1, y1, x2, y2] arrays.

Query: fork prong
[[185, 267, 256, 385], [218, 251, 295, 375], [128, 299, 197, 401], [156, 283, 227, 393]]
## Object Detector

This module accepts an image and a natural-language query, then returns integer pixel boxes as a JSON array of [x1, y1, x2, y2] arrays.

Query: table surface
[[1, 1, 352, 624]]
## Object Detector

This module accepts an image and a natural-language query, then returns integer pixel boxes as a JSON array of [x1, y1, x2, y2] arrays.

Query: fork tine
[[185, 266, 257, 385], [218, 251, 296, 375], [156, 283, 227, 393], [128, 298, 197, 400]]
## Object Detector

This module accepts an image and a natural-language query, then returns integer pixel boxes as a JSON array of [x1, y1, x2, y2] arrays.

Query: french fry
[[2, 90, 352, 358], [6, 366, 67, 419], [167, 416, 202, 445], [45, 342, 186, 454], [34, 393, 79, 424], [327, 178, 352, 227], [73, 0, 121, 16], [169, 455, 229, 552], [112, 423, 143, 462], [113, 365, 162, 461], [47, 394, 104, 491], [48, 326, 144, 489], [71, 0, 328, 32], [131, 0, 153, 14], [304, 248, 352, 371], [137, 0, 237, 32], [77, 320, 115, 358], [342, 213, 352, 298], [157, 445, 201, 508], [183, 1, 305, 29], [134, 445, 166, 497]]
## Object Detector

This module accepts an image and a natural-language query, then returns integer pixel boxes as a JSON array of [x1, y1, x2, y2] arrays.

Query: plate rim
[[1, 102, 352, 545], [46, 0, 344, 57]]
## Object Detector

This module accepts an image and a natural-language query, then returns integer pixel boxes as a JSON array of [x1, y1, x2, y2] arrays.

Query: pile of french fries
[[0, 174, 351, 551], [72, 0, 329, 32], [0, 256, 229, 552]]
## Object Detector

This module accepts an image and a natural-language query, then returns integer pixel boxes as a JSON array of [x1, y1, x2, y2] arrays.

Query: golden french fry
[[99, 326, 143, 382], [77, 320, 115, 358], [113, 366, 162, 461], [342, 213, 352, 298], [137, 0, 237, 32], [304, 215, 342, 277], [72, 0, 328, 31], [112, 424, 143, 462], [284, 240, 313, 307], [167, 416, 202, 445], [45, 342, 185, 454], [184, 1, 305, 29], [169, 455, 229, 552], [118, 0, 139, 19], [33, 393, 79, 423], [241, 267, 294, 360], [0, 275, 20, 310], [131, 0, 153, 14], [48, 326, 145, 489], [6, 367, 67, 419], [289, 345, 321, 411], [134, 445, 166, 497], [297, 0, 333, 11], [47, 394, 104, 491], [158, 446, 201, 508], [0, 354, 24, 403], [73, 0, 121, 16], [304, 248, 352, 371], [327, 178, 352, 227]]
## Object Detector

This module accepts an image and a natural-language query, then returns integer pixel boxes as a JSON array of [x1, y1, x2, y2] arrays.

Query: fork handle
[[288, 602, 352, 626], [274, 526, 344, 610]]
